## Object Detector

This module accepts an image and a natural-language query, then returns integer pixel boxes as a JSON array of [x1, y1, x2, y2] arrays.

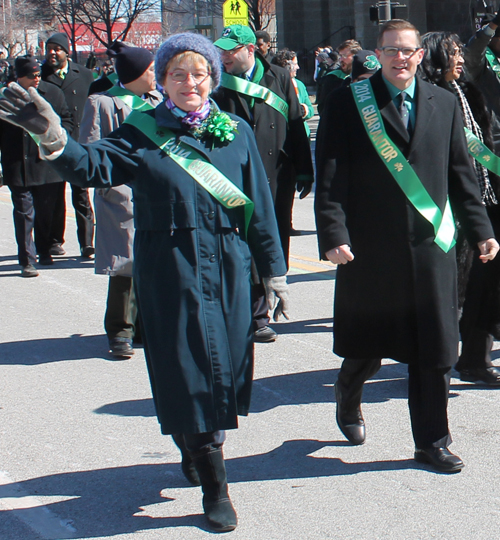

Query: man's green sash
[[124, 110, 254, 234], [221, 72, 289, 120], [327, 69, 348, 80], [351, 79, 456, 253], [107, 86, 154, 112], [464, 127, 500, 175], [485, 48, 500, 80]]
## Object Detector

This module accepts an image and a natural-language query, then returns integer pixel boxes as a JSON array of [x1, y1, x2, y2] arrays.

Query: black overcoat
[[212, 54, 314, 200], [0, 81, 73, 187], [41, 60, 94, 141], [47, 104, 287, 434], [315, 71, 494, 368]]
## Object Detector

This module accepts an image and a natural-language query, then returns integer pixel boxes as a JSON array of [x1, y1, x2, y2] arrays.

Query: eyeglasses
[[220, 45, 246, 56], [451, 46, 464, 57], [26, 73, 41, 80], [167, 71, 211, 84], [339, 53, 353, 59], [379, 46, 421, 58]]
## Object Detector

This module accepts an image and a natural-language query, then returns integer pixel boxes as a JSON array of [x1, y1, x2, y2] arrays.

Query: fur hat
[[155, 33, 222, 89], [46, 33, 69, 54], [107, 42, 154, 84]]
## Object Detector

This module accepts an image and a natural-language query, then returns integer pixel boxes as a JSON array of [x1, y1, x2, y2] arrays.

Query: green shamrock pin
[[364, 55, 381, 70]]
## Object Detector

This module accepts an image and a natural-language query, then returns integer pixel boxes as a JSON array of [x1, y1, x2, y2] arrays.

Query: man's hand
[[296, 180, 313, 199], [325, 244, 354, 265], [262, 275, 290, 321], [478, 238, 499, 263]]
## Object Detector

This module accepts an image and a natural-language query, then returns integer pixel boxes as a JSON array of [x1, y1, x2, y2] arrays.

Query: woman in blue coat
[[0, 33, 288, 532]]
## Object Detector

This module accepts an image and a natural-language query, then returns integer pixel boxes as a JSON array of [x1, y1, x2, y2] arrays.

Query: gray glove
[[263, 275, 290, 321], [0, 82, 67, 153]]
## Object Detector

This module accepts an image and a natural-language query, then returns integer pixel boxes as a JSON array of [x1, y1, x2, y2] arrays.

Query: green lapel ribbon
[[485, 48, 500, 80], [107, 86, 154, 112], [221, 71, 289, 121], [124, 110, 254, 235], [351, 79, 456, 253], [464, 127, 500, 174], [327, 69, 348, 80]]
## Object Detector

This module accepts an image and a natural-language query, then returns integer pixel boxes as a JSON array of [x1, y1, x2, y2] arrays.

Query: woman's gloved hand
[[263, 275, 290, 321], [0, 82, 67, 153]]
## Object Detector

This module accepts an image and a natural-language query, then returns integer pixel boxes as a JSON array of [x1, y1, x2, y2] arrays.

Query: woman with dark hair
[[420, 31, 500, 386]]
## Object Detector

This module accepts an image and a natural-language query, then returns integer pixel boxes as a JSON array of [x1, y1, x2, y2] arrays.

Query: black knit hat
[[46, 33, 70, 54], [107, 42, 154, 84], [15, 56, 40, 78]]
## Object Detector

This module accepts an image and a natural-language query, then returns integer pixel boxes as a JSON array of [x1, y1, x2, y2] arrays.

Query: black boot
[[192, 447, 237, 532], [171, 434, 200, 486]]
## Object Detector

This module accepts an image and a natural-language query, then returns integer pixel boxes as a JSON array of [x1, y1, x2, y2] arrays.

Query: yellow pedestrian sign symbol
[[223, 0, 249, 27]]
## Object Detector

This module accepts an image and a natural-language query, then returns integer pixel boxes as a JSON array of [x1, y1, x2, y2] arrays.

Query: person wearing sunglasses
[[0, 56, 72, 277], [315, 19, 498, 474]]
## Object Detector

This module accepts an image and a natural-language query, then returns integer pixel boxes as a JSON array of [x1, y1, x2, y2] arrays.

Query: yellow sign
[[223, 0, 249, 27]]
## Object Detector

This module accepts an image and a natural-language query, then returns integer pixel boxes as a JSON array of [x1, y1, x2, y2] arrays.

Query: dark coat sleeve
[[314, 87, 352, 258]]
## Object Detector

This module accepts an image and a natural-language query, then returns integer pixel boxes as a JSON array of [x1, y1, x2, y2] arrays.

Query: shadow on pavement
[[94, 364, 410, 418], [0, 257, 94, 277], [0, 334, 113, 364], [287, 270, 336, 283], [0, 442, 420, 538], [273, 317, 333, 334]]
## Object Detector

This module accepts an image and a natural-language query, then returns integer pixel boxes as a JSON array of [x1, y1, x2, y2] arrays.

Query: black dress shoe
[[109, 338, 134, 358], [458, 367, 500, 386], [414, 447, 464, 473], [335, 383, 365, 445], [49, 244, 66, 256], [254, 326, 277, 343], [81, 246, 95, 259]]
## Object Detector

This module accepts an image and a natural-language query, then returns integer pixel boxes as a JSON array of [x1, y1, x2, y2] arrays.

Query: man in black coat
[[41, 32, 95, 258], [213, 24, 314, 342], [0, 57, 72, 276], [315, 20, 499, 473]]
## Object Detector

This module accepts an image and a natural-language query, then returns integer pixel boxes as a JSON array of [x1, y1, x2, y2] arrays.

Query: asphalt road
[[1, 160, 500, 539]]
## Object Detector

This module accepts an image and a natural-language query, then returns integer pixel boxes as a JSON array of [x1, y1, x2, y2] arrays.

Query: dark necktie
[[398, 91, 409, 130]]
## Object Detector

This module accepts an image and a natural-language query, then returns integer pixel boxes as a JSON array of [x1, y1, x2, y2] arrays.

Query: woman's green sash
[[464, 127, 500, 175], [220, 72, 289, 120], [124, 110, 254, 234], [107, 86, 155, 112], [351, 79, 456, 253]]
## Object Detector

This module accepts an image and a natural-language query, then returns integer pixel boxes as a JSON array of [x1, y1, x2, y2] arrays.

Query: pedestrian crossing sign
[[223, 0, 249, 27]]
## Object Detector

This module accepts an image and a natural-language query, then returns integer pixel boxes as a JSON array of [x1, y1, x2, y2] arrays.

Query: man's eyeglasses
[[167, 71, 211, 84], [379, 47, 421, 58], [220, 45, 246, 56]]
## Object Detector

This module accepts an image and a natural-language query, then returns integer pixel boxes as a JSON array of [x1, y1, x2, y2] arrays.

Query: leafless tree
[[247, 0, 275, 32]]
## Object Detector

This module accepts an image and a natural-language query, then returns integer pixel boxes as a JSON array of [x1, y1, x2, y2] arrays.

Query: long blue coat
[[49, 103, 287, 434]]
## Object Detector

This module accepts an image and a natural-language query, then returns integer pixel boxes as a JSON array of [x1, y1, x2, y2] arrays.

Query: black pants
[[104, 275, 138, 341], [9, 183, 60, 266], [50, 183, 94, 249], [338, 358, 451, 449], [182, 431, 225, 454]]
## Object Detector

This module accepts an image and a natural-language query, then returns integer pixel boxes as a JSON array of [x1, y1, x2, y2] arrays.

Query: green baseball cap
[[214, 25, 256, 51]]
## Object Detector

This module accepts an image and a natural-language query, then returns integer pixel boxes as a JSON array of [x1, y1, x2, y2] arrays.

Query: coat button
[[209, 254, 216, 263], [208, 211, 215, 220], [268, 149, 273, 155], [409, 234, 415, 241], [73, 90, 77, 94], [74, 106, 78, 110], [270, 123, 275, 129]]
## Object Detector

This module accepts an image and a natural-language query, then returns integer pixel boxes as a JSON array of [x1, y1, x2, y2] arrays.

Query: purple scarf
[[166, 97, 211, 128]]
